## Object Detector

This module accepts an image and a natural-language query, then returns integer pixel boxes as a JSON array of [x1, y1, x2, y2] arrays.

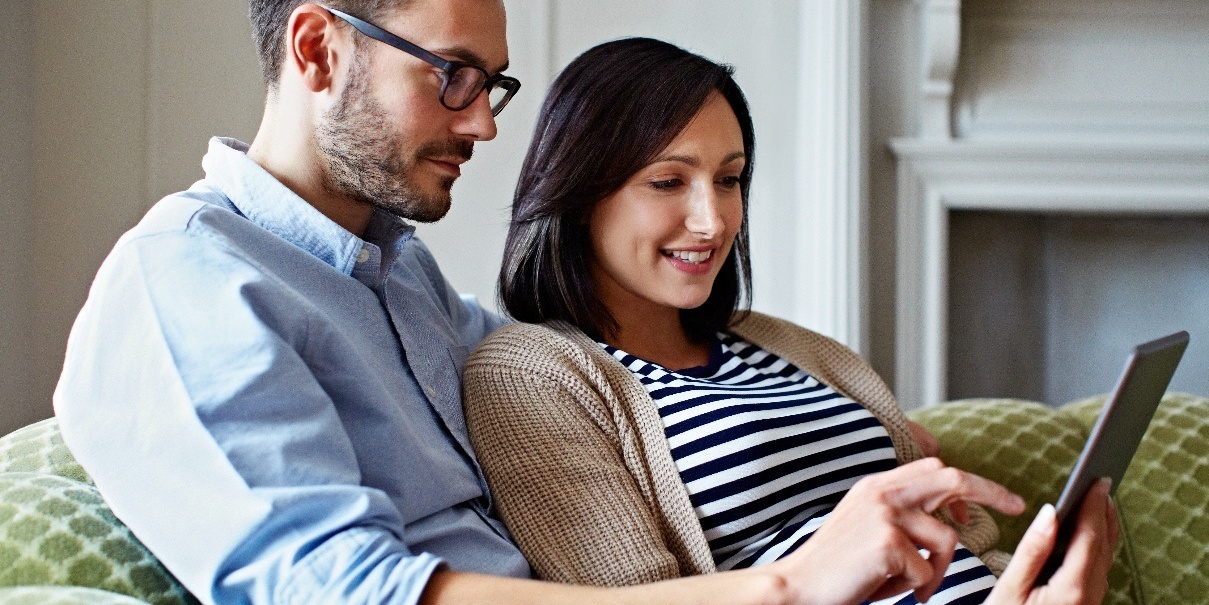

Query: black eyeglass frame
[[325, 6, 520, 116]]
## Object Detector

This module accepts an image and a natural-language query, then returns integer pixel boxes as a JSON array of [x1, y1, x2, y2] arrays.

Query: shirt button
[[357, 249, 370, 263]]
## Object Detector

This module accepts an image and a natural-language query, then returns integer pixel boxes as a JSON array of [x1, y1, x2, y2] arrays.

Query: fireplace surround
[[890, 0, 1209, 408]]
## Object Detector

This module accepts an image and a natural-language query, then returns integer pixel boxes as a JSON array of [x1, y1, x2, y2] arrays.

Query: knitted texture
[[464, 313, 1002, 584], [466, 322, 712, 585]]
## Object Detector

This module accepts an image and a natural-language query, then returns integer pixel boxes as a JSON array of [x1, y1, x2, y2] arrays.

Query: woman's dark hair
[[500, 37, 755, 342]]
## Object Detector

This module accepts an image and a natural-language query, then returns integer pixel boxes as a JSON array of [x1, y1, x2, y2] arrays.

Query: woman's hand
[[986, 478, 1120, 605], [765, 457, 1026, 605], [904, 419, 973, 524], [907, 419, 941, 458]]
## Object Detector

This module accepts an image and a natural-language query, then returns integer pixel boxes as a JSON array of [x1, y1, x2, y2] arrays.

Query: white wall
[[8, 1, 264, 437], [0, 1, 37, 431], [868, 0, 921, 390]]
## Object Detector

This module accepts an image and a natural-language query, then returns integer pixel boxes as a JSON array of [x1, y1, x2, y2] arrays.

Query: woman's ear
[[285, 5, 349, 93]]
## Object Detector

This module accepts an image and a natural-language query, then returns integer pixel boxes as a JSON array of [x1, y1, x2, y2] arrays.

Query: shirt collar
[[201, 137, 415, 284]]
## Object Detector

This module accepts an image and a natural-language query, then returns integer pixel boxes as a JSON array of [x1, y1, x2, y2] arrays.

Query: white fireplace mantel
[[891, 139, 1209, 409], [889, 0, 1209, 409]]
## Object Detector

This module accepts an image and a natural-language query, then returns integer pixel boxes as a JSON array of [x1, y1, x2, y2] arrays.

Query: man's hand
[[987, 478, 1119, 605], [765, 458, 1026, 605]]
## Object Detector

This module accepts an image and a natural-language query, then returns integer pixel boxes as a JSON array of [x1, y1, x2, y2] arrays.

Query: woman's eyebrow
[[651, 151, 746, 167], [721, 151, 746, 165]]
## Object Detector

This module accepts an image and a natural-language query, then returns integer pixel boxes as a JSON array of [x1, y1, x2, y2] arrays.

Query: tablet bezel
[[1037, 329, 1189, 585]]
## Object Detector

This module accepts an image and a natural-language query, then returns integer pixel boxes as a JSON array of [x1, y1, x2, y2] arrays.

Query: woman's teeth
[[665, 249, 712, 264]]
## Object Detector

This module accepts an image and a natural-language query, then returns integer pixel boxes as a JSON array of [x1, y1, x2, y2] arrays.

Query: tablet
[[1036, 330, 1189, 585]]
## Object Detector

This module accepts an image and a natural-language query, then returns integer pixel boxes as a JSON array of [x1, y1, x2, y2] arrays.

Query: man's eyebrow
[[432, 45, 509, 74]]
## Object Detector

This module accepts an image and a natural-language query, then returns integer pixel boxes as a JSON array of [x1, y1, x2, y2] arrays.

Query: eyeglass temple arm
[[324, 6, 454, 72]]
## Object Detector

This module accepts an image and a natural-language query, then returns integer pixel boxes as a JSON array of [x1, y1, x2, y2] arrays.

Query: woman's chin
[[671, 295, 713, 311]]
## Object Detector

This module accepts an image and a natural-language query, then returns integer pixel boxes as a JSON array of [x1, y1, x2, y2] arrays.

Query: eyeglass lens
[[444, 67, 515, 114], [486, 84, 513, 114]]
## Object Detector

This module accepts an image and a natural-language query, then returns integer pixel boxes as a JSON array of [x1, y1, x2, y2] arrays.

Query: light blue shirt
[[54, 138, 531, 605]]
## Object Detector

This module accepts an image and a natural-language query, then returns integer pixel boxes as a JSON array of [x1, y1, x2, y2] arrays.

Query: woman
[[463, 38, 1115, 604]]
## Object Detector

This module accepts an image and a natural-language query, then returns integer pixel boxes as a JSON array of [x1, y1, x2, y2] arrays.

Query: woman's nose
[[685, 188, 725, 237]]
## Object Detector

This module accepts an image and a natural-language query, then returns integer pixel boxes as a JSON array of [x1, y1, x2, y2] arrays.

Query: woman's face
[[588, 92, 746, 321]]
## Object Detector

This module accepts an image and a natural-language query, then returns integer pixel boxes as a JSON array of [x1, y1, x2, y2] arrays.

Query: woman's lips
[[662, 248, 716, 275]]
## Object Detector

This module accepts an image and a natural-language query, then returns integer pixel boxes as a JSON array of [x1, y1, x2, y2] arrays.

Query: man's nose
[[451, 90, 498, 141]]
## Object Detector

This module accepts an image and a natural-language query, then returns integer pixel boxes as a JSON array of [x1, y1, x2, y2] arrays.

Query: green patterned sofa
[[0, 394, 1205, 604], [0, 419, 196, 605], [911, 393, 1209, 605]]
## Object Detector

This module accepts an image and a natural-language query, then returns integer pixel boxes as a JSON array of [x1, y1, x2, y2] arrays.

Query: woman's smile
[[662, 247, 716, 274]]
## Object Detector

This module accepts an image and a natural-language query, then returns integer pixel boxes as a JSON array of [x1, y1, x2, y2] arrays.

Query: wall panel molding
[[955, 3, 1209, 139], [916, 0, 962, 139], [794, 0, 871, 353]]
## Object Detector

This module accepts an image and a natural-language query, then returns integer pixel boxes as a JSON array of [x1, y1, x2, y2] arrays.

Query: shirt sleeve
[[54, 230, 441, 605]]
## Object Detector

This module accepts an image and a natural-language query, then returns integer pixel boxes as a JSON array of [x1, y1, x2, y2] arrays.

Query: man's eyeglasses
[[326, 7, 520, 117]]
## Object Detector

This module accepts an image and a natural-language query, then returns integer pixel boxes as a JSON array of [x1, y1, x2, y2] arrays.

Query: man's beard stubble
[[315, 60, 473, 224]]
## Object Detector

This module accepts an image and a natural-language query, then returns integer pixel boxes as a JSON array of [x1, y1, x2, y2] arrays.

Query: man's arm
[[56, 226, 443, 605]]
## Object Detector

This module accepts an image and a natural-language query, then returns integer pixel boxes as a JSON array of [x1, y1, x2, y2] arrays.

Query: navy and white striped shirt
[[604, 333, 996, 604]]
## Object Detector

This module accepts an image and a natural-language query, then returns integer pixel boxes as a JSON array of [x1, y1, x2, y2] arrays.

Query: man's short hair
[[249, 0, 403, 90]]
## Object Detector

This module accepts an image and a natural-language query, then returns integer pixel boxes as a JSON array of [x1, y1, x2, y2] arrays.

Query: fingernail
[[1031, 503, 1056, 536]]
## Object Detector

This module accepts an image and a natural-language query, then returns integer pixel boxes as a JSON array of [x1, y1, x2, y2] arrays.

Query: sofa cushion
[[0, 473, 195, 605], [0, 585, 151, 605], [909, 398, 1088, 546], [910, 398, 1140, 605], [0, 420, 91, 486], [1065, 393, 1209, 604]]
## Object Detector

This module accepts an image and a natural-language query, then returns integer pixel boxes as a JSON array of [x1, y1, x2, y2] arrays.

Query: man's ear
[[285, 4, 349, 93]]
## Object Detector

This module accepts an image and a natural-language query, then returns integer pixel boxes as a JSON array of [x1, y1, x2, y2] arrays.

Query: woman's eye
[[650, 179, 681, 190], [718, 176, 741, 188]]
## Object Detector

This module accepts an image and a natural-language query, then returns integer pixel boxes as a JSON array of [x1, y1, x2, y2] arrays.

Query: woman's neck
[[603, 304, 712, 371]]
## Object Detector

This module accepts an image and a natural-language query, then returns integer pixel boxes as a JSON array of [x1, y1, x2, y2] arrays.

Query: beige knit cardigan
[[462, 312, 1005, 586]]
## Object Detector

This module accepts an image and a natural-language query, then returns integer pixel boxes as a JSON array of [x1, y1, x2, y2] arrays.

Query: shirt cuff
[[278, 527, 445, 605]]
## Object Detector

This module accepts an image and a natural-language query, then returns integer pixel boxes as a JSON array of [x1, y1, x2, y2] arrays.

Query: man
[[54, 1, 1116, 604]]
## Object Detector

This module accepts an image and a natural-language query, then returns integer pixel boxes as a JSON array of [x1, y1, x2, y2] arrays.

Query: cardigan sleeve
[[462, 343, 687, 586]]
